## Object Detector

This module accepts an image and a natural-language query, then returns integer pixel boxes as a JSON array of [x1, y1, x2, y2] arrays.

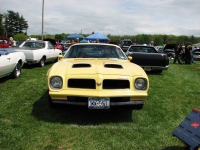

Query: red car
[[0, 37, 12, 48], [43, 38, 62, 51]]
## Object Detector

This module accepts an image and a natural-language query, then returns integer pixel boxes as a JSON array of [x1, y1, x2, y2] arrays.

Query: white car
[[16, 40, 61, 67], [0, 48, 25, 78]]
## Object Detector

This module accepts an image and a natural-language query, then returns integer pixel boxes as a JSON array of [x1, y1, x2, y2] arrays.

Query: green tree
[[0, 13, 5, 36], [13, 33, 28, 44], [3, 10, 28, 37]]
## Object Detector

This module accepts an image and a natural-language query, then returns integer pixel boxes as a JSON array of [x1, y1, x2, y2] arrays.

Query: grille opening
[[103, 79, 130, 89], [68, 79, 95, 89], [72, 64, 91, 68], [104, 64, 123, 69], [67, 96, 130, 102]]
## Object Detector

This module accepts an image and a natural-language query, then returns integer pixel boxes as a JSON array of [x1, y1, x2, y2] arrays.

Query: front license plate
[[88, 98, 110, 109], [143, 67, 151, 71]]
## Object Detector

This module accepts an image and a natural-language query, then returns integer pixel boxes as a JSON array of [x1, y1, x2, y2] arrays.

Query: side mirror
[[58, 54, 63, 60], [128, 56, 132, 61]]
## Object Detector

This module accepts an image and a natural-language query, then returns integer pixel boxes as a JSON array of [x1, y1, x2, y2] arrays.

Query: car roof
[[24, 40, 44, 43], [130, 45, 154, 48]]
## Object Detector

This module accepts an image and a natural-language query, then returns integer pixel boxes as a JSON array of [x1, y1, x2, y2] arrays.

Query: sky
[[1, 0, 200, 36]]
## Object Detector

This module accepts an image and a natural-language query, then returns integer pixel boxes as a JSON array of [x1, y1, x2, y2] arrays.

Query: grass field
[[0, 60, 199, 150]]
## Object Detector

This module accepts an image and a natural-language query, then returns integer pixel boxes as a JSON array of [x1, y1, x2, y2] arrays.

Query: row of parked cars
[[0, 40, 62, 79], [0, 38, 171, 110], [157, 44, 200, 60]]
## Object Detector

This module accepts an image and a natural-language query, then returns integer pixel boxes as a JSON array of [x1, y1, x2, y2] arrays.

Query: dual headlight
[[49, 76, 147, 90], [50, 76, 63, 89], [134, 78, 147, 90]]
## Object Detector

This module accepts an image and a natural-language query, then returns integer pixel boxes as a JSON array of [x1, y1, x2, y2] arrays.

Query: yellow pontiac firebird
[[47, 43, 149, 109]]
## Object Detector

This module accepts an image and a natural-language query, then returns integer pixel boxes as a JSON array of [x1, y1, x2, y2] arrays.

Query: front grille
[[68, 79, 96, 89], [67, 96, 130, 102], [103, 79, 130, 89]]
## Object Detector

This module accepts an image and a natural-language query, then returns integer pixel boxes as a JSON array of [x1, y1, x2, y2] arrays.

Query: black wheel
[[156, 70, 163, 74], [11, 62, 21, 78], [54, 57, 59, 62], [39, 57, 45, 67], [128, 104, 144, 110], [135, 104, 144, 110], [48, 95, 57, 108]]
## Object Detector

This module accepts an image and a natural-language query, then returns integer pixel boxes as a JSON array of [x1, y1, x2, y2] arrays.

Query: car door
[[0, 53, 15, 76]]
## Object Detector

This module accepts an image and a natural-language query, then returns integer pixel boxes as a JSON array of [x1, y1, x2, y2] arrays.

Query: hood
[[50, 58, 144, 76], [43, 38, 57, 45], [164, 44, 177, 50]]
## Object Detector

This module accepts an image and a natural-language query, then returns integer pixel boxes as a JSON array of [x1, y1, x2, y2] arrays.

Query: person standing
[[181, 47, 185, 64], [185, 44, 192, 64], [190, 46, 196, 64], [75, 38, 80, 43], [173, 44, 182, 64]]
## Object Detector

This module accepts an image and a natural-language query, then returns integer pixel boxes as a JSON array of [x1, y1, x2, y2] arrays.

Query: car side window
[[23, 42, 32, 47], [129, 47, 138, 52], [47, 42, 54, 49]]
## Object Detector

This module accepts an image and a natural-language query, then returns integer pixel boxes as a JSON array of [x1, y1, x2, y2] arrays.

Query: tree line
[[1, 10, 200, 46]]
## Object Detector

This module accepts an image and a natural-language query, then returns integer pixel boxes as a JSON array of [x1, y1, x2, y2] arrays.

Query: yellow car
[[47, 43, 149, 109]]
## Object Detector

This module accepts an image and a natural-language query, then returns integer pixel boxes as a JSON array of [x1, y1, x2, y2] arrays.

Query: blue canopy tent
[[66, 33, 85, 40], [85, 32, 110, 43]]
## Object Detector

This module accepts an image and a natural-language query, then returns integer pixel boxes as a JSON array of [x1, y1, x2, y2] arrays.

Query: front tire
[[128, 104, 144, 110], [11, 62, 21, 78], [39, 57, 45, 67], [54, 57, 59, 62], [156, 70, 163, 74], [48, 95, 57, 108]]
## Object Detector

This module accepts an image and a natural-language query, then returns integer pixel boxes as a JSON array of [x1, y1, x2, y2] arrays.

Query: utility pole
[[41, 0, 44, 40]]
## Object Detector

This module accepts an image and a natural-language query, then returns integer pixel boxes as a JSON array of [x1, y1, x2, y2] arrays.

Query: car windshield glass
[[0, 50, 8, 55], [22, 42, 45, 48], [64, 44, 127, 60], [193, 50, 200, 53], [0, 49, 15, 55], [129, 46, 156, 53], [0, 39, 9, 44]]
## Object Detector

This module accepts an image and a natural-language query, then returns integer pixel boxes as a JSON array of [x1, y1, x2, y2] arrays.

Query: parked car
[[0, 37, 12, 48], [125, 45, 169, 73], [119, 39, 133, 52], [0, 48, 25, 78], [162, 44, 177, 58], [193, 49, 200, 60], [15, 40, 61, 67], [47, 43, 149, 110], [62, 43, 72, 55]]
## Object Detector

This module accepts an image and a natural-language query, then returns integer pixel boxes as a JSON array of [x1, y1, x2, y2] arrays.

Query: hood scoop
[[104, 64, 123, 69], [72, 63, 91, 68]]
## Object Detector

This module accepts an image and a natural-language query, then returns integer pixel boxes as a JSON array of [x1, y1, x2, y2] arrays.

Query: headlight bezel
[[50, 76, 63, 90], [134, 78, 148, 90]]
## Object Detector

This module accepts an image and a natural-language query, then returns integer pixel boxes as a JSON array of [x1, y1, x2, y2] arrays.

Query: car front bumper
[[49, 89, 147, 107], [51, 99, 145, 106]]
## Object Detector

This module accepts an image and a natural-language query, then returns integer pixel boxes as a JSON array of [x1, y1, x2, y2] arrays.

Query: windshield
[[0, 39, 9, 44], [129, 46, 157, 53], [64, 44, 127, 60], [22, 42, 45, 48]]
